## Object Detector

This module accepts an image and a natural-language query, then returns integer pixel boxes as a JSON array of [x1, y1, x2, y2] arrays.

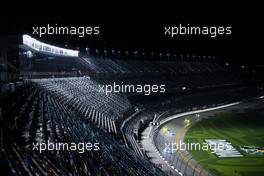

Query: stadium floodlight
[[180, 54, 184, 59], [103, 50, 107, 57], [22, 34, 79, 57], [26, 51, 33, 58]]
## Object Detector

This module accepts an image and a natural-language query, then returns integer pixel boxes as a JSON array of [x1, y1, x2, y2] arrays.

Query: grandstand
[[80, 56, 239, 91], [0, 86, 164, 175], [28, 77, 131, 133], [0, 34, 263, 176]]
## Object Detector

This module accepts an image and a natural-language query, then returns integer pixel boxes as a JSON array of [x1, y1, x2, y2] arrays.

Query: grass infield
[[184, 112, 264, 176]]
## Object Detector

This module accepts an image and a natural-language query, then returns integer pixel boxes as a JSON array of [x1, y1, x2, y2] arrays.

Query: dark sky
[[0, 8, 261, 65]]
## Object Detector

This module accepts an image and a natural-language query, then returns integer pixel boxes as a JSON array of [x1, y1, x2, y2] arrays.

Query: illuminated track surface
[[141, 97, 264, 176]]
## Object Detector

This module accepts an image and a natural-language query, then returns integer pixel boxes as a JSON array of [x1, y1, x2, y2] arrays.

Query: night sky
[[0, 8, 261, 65]]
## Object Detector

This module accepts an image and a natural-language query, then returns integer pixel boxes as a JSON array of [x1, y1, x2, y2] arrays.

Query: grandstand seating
[[1, 47, 255, 175], [21, 54, 239, 90], [29, 77, 132, 134], [81, 57, 226, 76], [80, 57, 240, 94], [0, 87, 165, 175]]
